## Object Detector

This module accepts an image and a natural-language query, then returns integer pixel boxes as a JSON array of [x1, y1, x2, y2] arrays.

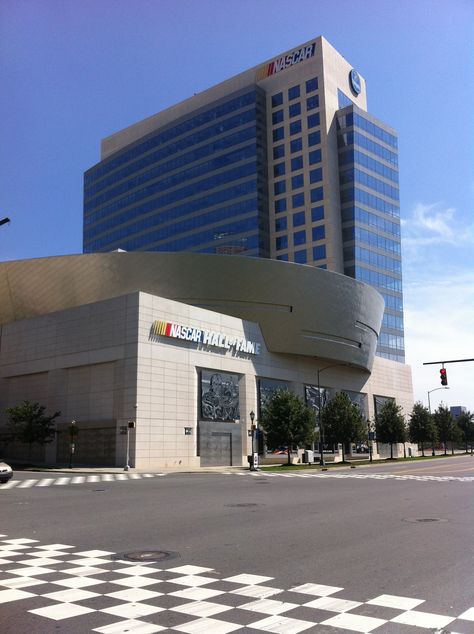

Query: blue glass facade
[[84, 88, 269, 256], [337, 104, 405, 362]]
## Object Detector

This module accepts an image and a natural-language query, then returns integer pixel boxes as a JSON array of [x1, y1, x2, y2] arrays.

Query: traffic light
[[440, 368, 448, 386]]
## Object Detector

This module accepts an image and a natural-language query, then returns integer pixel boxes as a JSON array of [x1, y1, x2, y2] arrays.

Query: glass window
[[306, 77, 318, 93], [308, 131, 321, 146], [310, 187, 323, 202], [307, 113, 320, 128], [292, 192, 304, 208], [312, 225, 325, 241], [313, 244, 326, 260], [275, 198, 287, 213], [290, 138, 302, 153], [311, 206, 324, 222], [277, 254, 288, 261], [294, 249, 307, 264], [272, 92, 283, 107], [274, 181, 286, 195], [275, 217, 287, 232], [289, 102, 301, 118], [293, 211, 305, 227], [276, 235, 288, 250], [306, 95, 319, 110], [273, 127, 284, 142], [290, 120, 302, 135], [274, 162, 285, 177], [273, 144, 285, 160], [272, 110, 284, 125], [309, 149, 322, 165], [288, 84, 300, 100], [291, 156, 303, 171], [291, 173, 304, 189], [294, 230, 306, 246], [309, 167, 322, 183]]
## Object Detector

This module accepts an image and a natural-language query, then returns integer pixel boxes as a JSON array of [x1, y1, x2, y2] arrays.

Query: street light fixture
[[317, 363, 348, 466], [249, 410, 256, 471], [427, 387, 449, 456]]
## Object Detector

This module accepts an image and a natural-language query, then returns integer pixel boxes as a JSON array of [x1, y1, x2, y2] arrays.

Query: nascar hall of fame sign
[[256, 42, 316, 80], [150, 320, 261, 355]]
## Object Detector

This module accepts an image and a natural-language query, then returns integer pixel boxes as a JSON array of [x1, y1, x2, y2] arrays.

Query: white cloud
[[402, 202, 474, 250]]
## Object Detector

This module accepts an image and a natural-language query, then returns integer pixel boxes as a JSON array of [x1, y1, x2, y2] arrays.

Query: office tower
[[84, 36, 404, 362]]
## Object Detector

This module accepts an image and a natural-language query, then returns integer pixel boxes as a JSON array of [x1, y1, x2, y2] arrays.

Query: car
[[0, 461, 13, 484]]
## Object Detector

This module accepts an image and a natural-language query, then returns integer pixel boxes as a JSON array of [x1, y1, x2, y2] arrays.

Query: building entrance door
[[198, 421, 243, 467]]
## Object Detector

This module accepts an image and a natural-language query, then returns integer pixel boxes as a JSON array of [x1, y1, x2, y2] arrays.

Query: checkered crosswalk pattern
[[0, 535, 473, 633], [0, 473, 166, 490], [230, 471, 474, 483]]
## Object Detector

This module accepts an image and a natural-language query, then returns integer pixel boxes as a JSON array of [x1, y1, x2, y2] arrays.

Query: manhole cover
[[403, 518, 448, 524], [225, 503, 261, 508], [113, 550, 179, 563]]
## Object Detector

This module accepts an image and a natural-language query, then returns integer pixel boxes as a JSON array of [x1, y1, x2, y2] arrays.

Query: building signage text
[[151, 320, 261, 355], [256, 43, 315, 80]]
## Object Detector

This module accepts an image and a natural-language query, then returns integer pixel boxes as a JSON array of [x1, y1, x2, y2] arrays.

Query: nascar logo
[[150, 320, 261, 355], [256, 43, 315, 80]]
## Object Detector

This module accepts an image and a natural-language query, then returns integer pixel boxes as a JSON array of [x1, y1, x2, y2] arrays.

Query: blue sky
[[1, 0, 473, 411]]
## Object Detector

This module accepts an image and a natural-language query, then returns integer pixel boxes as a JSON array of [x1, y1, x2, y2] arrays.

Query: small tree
[[321, 392, 366, 462], [433, 405, 455, 455], [375, 399, 406, 459], [260, 389, 316, 465], [457, 411, 474, 454], [409, 402, 437, 457], [6, 401, 60, 460]]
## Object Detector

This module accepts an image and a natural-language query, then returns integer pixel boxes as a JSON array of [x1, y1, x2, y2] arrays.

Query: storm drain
[[113, 550, 180, 563]]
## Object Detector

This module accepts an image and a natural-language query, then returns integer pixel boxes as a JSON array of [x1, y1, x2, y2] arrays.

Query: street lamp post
[[367, 419, 373, 463], [124, 404, 137, 471], [427, 387, 449, 456], [249, 410, 256, 471], [317, 363, 347, 466], [69, 420, 77, 469]]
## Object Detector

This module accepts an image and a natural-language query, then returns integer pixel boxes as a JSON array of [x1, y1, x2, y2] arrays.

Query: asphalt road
[[1, 456, 474, 633]]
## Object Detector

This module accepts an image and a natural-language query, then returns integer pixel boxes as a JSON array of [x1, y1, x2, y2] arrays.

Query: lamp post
[[427, 387, 449, 456], [69, 420, 77, 469], [367, 419, 373, 463], [124, 404, 137, 471], [249, 410, 256, 471], [317, 363, 347, 466]]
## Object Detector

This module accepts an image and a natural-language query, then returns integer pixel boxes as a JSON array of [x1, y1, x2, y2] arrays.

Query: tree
[[6, 401, 60, 459], [375, 399, 406, 459], [433, 405, 455, 455], [321, 392, 366, 463], [457, 411, 474, 454], [260, 389, 316, 465], [409, 402, 437, 457]]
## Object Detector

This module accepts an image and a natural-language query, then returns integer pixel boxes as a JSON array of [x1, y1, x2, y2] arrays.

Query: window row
[[271, 78, 318, 107], [272, 114, 320, 141], [354, 265, 402, 292], [342, 206, 400, 237], [338, 131, 398, 166], [85, 119, 257, 201], [85, 90, 259, 185], [379, 332, 405, 351], [339, 149, 398, 184], [86, 141, 257, 213], [353, 245, 402, 274], [85, 195, 259, 251], [85, 160, 258, 226], [343, 225, 401, 255], [345, 112, 398, 148], [274, 158, 322, 178], [341, 188, 400, 218], [271, 95, 320, 124], [275, 206, 324, 226], [340, 169, 399, 202], [84, 178, 257, 243], [275, 245, 326, 262], [382, 313, 404, 332], [273, 168, 322, 193], [381, 292, 404, 312]]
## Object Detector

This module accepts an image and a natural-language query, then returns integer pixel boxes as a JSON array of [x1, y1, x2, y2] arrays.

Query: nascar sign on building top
[[256, 42, 316, 80]]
